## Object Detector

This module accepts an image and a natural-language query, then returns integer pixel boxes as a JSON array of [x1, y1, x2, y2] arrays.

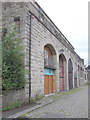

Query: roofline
[[34, 2, 74, 50]]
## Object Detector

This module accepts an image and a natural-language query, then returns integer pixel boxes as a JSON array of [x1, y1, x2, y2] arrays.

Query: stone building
[[85, 65, 90, 81], [2, 2, 85, 106]]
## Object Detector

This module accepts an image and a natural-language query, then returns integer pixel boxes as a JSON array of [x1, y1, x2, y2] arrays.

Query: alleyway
[[21, 85, 88, 118]]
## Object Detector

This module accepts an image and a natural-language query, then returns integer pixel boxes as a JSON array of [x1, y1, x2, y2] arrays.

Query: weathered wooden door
[[44, 75, 54, 95], [68, 59, 73, 89], [59, 56, 64, 91], [49, 76, 53, 93], [60, 67, 64, 91], [44, 68, 54, 95], [44, 75, 49, 95], [74, 63, 77, 88]]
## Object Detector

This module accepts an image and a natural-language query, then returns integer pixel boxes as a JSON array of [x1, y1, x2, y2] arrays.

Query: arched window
[[44, 49, 49, 66], [44, 46, 53, 67]]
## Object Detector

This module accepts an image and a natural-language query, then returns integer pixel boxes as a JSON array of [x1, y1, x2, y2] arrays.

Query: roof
[[85, 65, 90, 70]]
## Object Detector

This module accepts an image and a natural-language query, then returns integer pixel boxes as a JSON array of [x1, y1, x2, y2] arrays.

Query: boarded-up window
[[44, 49, 48, 65], [14, 17, 20, 33]]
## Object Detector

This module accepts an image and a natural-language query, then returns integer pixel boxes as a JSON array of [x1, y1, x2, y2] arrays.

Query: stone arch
[[44, 44, 56, 54], [44, 44, 57, 69], [44, 44, 57, 95], [68, 59, 73, 89], [59, 54, 67, 91]]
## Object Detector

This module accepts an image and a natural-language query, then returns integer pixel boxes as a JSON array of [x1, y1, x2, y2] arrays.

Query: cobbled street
[[22, 85, 88, 118]]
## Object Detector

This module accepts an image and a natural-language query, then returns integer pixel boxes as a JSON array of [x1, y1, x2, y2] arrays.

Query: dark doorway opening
[[68, 59, 73, 89]]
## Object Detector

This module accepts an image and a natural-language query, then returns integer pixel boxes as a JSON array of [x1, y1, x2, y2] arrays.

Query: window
[[44, 46, 53, 68], [78, 65, 79, 70], [44, 49, 48, 65], [14, 17, 20, 33]]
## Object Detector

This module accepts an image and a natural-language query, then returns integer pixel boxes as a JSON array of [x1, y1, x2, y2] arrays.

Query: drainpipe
[[29, 13, 32, 102]]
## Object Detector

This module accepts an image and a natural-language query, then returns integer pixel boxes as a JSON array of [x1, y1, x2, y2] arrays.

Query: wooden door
[[60, 66, 64, 91], [68, 59, 73, 89], [59, 56, 64, 92], [44, 75, 49, 95], [44, 75, 54, 95], [49, 76, 53, 93]]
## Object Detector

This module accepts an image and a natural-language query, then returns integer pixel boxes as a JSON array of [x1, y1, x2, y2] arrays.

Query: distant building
[[85, 65, 90, 81]]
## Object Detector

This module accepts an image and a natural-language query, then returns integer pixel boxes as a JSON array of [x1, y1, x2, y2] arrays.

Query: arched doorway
[[68, 59, 73, 89], [44, 44, 56, 95], [78, 65, 80, 86], [59, 54, 66, 92], [74, 63, 77, 88]]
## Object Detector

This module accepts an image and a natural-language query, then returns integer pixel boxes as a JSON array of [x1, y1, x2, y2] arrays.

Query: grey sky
[[36, 0, 88, 66]]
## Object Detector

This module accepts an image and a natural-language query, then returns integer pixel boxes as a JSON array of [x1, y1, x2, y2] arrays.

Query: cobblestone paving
[[23, 85, 88, 118]]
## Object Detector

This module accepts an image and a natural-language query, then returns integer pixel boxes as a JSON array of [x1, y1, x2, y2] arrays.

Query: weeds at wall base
[[2, 102, 23, 112], [2, 94, 44, 112]]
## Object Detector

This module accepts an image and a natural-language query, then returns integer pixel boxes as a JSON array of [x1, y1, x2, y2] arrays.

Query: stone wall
[[25, 2, 85, 97], [2, 89, 25, 107], [2, 2, 85, 107], [2, 2, 30, 106]]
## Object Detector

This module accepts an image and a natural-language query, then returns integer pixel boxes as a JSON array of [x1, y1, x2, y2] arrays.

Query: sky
[[35, 0, 88, 66]]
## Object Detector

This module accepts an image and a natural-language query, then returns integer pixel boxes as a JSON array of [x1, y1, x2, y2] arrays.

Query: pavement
[[2, 85, 88, 119]]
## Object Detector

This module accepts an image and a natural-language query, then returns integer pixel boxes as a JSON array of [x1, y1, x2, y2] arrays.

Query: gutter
[[29, 13, 32, 102]]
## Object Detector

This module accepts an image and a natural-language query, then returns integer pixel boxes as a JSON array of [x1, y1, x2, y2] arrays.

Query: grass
[[2, 102, 23, 111], [49, 87, 82, 101], [29, 98, 36, 104], [84, 82, 90, 86], [49, 93, 60, 100], [61, 87, 81, 96]]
